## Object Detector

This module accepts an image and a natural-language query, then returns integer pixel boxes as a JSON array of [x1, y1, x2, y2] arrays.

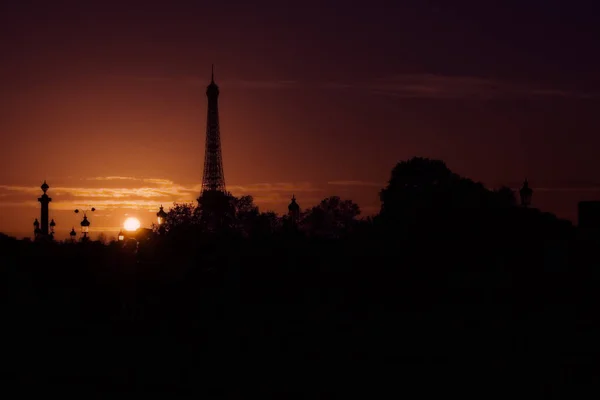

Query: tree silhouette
[[380, 157, 456, 217], [232, 195, 260, 235], [197, 191, 236, 233], [378, 157, 510, 238], [301, 196, 361, 237], [164, 202, 199, 233], [492, 186, 517, 208], [0, 156, 588, 397]]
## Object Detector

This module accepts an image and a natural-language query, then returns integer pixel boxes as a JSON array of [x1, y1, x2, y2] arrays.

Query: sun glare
[[124, 217, 141, 231]]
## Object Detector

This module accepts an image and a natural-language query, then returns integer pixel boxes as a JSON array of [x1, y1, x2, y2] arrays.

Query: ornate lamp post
[[156, 205, 168, 226], [519, 179, 533, 207], [33, 218, 41, 240], [32, 181, 55, 241], [80, 216, 90, 239], [69, 227, 77, 242], [288, 195, 300, 225], [75, 207, 95, 240], [49, 219, 56, 239], [38, 181, 52, 238]]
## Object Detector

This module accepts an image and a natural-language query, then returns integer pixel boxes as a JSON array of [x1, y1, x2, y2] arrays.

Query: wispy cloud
[[0, 179, 327, 212], [521, 187, 600, 192], [164, 73, 597, 100], [228, 182, 321, 193], [353, 74, 598, 100], [222, 79, 299, 90], [86, 176, 139, 181], [142, 178, 175, 185], [0, 177, 385, 216], [327, 180, 383, 187]]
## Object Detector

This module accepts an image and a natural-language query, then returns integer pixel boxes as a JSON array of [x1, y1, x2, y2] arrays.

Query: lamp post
[[75, 207, 95, 241], [38, 181, 52, 237], [156, 205, 168, 226], [80, 215, 90, 240], [288, 194, 300, 225], [69, 227, 77, 242], [519, 179, 533, 207], [49, 219, 56, 239], [118, 230, 125, 242], [33, 218, 41, 240], [156, 205, 168, 234]]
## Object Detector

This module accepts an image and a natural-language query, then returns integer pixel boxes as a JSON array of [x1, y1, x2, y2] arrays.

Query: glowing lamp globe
[[156, 205, 168, 226], [80, 215, 90, 233]]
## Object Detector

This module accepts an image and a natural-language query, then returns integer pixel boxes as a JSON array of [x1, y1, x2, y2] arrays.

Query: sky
[[1, 0, 599, 239]]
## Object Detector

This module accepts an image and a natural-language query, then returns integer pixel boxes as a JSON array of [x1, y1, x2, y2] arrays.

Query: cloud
[[327, 180, 383, 187], [86, 176, 139, 181], [115, 70, 599, 100], [169, 73, 597, 100], [228, 182, 321, 193], [129, 75, 300, 90], [222, 79, 299, 90], [6, 177, 599, 215], [143, 178, 175, 186], [0, 179, 195, 212], [520, 187, 600, 193], [0, 185, 42, 194], [0, 179, 326, 212], [359, 74, 599, 100]]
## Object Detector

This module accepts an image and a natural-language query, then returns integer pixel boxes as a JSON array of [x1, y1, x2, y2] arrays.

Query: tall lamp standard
[[49, 219, 56, 240], [33, 218, 41, 240], [156, 205, 168, 233], [69, 227, 77, 242], [519, 179, 533, 208], [75, 207, 96, 241]]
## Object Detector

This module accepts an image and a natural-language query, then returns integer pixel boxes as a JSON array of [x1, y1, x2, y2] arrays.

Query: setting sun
[[123, 217, 141, 232]]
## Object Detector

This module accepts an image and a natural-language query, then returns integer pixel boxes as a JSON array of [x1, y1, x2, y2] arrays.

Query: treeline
[[0, 157, 598, 396]]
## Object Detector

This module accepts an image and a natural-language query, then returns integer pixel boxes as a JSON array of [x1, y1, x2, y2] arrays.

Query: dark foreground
[[2, 229, 600, 398]]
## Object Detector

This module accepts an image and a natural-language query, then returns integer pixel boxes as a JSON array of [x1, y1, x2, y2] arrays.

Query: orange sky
[[2, 2, 600, 239]]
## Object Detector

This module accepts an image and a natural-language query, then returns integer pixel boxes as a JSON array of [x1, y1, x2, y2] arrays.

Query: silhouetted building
[[519, 179, 533, 207], [201, 64, 226, 194], [288, 195, 300, 224], [36, 180, 52, 239]]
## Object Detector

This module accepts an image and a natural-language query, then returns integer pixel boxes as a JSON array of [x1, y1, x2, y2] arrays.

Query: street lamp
[[519, 179, 533, 207], [49, 219, 56, 236], [69, 227, 77, 242], [80, 215, 90, 239], [75, 207, 95, 240], [118, 230, 125, 241], [156, 204, 168, 226], [33, 218, 41, 240]]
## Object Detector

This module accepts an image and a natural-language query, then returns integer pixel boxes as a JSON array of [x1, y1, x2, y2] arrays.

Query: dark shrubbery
[[2, 158, 595, 396]]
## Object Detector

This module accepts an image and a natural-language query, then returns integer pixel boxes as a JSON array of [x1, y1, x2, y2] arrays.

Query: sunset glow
[[123, 217, 141, 232]]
